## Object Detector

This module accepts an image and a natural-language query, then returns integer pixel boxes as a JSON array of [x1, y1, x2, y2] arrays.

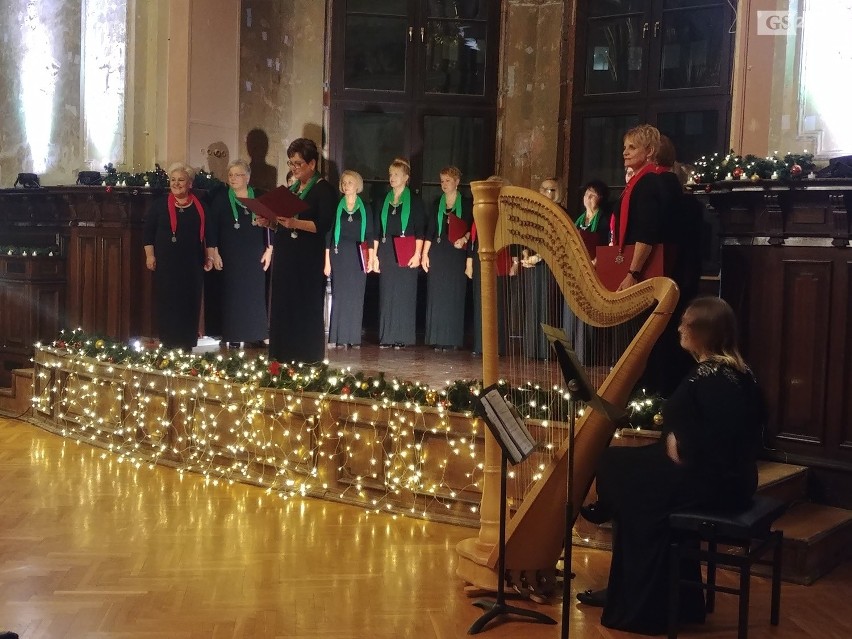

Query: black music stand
[[540, 323, 626, 639], [469, 392, 558, 634]]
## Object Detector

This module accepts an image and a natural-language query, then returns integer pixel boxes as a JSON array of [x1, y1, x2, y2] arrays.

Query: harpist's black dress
[[327, 198, 374, 346], [376, 191, 425, 346], [424, 196, 472, 348], [143, 196, 208, 351], [595, 360, 764, 635], [268, 178, 336, 363]]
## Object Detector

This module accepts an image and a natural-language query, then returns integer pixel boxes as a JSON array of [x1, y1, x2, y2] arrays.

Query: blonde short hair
[[624, 124, 661, 156], [389, 157, 411, 176], [440, 166, 461, 181], [167, 162, 196, 184], [339, 169, 364, 193]]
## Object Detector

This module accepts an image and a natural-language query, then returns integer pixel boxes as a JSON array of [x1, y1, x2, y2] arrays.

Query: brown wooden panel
[[776, 258, 832, 445], [836, 259, 852, 452], [2, 282, 30, 350], [101, 234, 126, 337], [34, 286, 65, 341], [68, 233, 99, 331]]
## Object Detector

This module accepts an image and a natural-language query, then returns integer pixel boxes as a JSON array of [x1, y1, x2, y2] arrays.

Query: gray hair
[[227, 159, 251, 176]]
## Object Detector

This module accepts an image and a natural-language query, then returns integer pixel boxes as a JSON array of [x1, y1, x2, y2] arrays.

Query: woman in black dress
[[143, 163, 214, 351], [262, 138, 336, 363], [614, 124, 664, 292], [577, 296, 765, 635], [375, 158, 425, 348], [563, 179, 611, 365], [325, 170, 375, 349], [520, 178, 564, 360], [423, 166, 472, 350], [208, 159, 271, 347]]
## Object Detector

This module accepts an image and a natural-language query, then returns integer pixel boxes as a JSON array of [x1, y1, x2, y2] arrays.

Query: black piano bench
[[667, 495, 787, 639]]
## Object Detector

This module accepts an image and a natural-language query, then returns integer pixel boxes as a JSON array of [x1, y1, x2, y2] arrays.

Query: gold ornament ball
[[361, 382, 369, 390], [426, 390, 438, 406], [653, 413, 664, 426], [750, 173, 761, 182], [95, 339, 105, 349]]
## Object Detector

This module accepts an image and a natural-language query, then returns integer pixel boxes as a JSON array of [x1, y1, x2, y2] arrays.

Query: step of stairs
[[0, 368, 32, 416], [572, 452, 852, 585], [770, 501, 852, 584]]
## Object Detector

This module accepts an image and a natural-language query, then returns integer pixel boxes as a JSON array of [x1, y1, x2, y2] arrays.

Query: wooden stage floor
[[203, 341, 580, 392], [2, 416, 851, 638]]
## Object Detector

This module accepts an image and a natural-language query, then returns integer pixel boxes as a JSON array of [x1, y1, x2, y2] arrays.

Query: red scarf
[[616, 163, 665, 250], [167, 192, 206, 242]]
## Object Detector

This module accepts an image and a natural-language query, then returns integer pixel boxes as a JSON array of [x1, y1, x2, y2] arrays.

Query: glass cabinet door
[[583, 1, 648, 96], [343, 1, 411, 92], [654, 106, 723, 165], [656, 0, 728, 91], [423, 1, 490, 96], [577, 113, 641, 188]]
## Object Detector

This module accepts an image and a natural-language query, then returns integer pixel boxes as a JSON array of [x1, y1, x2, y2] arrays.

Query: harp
[[456, 180, 679, 591]]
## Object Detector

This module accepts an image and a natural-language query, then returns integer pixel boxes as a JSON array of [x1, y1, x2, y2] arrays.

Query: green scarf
[[381, 187, 411, 237], [228, 186, 256, 223], [334, 196, 367, 247], [290, 173, 320, 201], [437, 192, 463, 237], [575, 209, 600, 232]]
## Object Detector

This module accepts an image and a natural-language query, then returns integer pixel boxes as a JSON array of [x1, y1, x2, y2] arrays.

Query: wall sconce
[[14, 173, 41, 189], [76, 170, 103, 186]]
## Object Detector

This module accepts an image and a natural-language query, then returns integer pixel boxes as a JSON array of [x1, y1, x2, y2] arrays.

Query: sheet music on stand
[[476, 385, 536, 465]]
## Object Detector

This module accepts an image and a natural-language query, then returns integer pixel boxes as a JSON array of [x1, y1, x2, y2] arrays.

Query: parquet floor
[[1, 416, 850, 638]]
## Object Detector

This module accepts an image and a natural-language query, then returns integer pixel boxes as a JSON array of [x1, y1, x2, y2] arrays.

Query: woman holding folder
[[263, 138, 335, 363], [374, 158, 425, 348], [324, 170, 375, 349], [422, 166, 472, 350]]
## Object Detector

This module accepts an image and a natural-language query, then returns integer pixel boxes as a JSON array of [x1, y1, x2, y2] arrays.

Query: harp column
[[456, 179, 503, 588]]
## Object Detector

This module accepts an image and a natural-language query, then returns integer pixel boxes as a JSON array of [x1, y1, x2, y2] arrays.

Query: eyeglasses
[[228, 173, 248, 178], [287, 160, 306, 169]]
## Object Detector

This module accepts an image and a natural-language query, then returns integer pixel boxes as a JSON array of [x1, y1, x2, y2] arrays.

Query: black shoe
[[227, 342, 241, 349], [576, 588, 607, 607], [580, 501, 611, 525], [0, 632, 20, 639], [393, 343, 405, 350]]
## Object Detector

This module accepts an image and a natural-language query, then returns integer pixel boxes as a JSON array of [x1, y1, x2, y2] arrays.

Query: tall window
[[328, 0, 499, 205], [570, 0, 736, 192], [82, 0, 127, 169]]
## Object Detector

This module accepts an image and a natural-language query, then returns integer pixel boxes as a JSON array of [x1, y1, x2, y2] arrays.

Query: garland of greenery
[[689, 151, 816, 186], [44, 329, 664, 427]]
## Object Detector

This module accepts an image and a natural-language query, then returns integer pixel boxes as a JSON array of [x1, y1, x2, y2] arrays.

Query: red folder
[[595, 244, 674, 291], [495, 247, 513, 276], [577, 229, 601, 259], [447, 215, 469, 244], [358, 241, 370, 273], [237, 185, 309, 222], [392, 235, 417, 267]]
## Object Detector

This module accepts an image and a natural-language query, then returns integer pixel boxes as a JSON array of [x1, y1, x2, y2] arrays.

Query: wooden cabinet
[[0, 256, 65, 385], [63, 189, 154, 339], [710, 179, 852, 506], [0, 187, 158, 385]]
